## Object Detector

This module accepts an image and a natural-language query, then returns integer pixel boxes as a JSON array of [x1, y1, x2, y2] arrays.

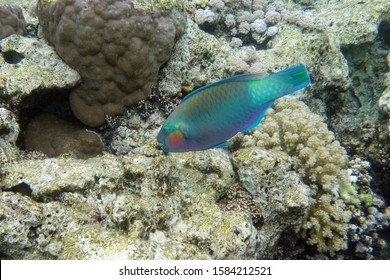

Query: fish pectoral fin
[[208, 141, 232, 149], [241, 100, 274, 132]]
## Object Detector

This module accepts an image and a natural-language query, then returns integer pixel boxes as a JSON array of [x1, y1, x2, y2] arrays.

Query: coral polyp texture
[[0, 4, 26, 39], [36, 0, 186, 126]]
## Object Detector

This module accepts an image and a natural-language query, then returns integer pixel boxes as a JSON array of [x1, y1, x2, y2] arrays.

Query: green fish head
[[157, 122, 189, 153]]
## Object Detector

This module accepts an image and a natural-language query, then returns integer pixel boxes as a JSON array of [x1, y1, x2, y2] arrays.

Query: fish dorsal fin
[[241, 100, 274, 132], [180, 72, 269, 103]]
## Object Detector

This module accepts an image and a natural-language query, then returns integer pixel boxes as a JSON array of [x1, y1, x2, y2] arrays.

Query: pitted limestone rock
[[0, 35, 80, 109]]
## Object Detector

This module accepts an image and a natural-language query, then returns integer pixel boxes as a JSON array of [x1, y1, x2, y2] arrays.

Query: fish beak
[[157, 140, 169, 153], [162, 144, 169, 153], [157, 131, 164, 144]]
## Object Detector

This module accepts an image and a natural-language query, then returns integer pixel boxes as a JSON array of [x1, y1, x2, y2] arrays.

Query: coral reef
[[0, 0, 40, 32], [103, 108, 165, 155], [0, 4, 26, 39], [0, 108, 19, 144], [0, 108, 20, 166], [303, 195, 352, 255], [231, 147, 310, 258], [349, 200, 390, 260], [238, 97, 358, 256], [378, 53, 390, 137], [0, 192, 65, 259], [25, 114, 104, 158], [186, 1, 390, 184], [306, 1, 387, 46], [37, 0, 186, 126], [292, 1, 390, 198], [3, 96, 385, 259], [218, 183, 263, 227], [158, 19, 236, 99], [0, 0, 389, 260], [0, 34, 80, 110], [326, 42, 389, 195], [240, 98, 357, 202], [235, 97, 389, 258], [346, 157, 390, 259], [0, 149, 264, 259], [159, 6, 352, 103], [193, 0, 281, 45]]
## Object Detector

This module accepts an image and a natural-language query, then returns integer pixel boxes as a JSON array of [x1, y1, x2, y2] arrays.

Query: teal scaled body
[[157, 65, 311, 153]]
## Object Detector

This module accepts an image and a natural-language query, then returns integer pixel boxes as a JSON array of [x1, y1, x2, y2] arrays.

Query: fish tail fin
[[271, 65, 311, 98]]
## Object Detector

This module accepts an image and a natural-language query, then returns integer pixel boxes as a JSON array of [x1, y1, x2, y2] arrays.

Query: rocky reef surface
[[0, 0, 389, 260]]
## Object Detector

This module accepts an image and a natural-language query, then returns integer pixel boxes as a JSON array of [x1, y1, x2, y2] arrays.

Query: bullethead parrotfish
[[157, 65, 311, 153]]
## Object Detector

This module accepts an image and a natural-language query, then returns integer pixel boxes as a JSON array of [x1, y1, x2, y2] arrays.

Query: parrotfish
[[157, 65, 310, 153]]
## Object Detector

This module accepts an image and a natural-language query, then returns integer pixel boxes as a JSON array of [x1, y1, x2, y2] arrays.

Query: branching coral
[[303, 194, 352, 254], [242, 97, 357, 203], [240, 96, 358, 256]]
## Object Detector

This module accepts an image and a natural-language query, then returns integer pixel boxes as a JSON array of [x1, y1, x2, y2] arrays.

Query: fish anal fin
[[241, 100, 274, 132], [208, 141, 232, 150]]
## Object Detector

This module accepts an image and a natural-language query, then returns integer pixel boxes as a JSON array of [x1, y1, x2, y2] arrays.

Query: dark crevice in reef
[[15, 87, 105, 159], [16, 88, 72, 121], [302, 33, 390, 204], [197, 22, 218, 36], [332, 41, 389, 201], [0, 182, 33, 197], [378, 17, 390, 49], [374, 228, 390, 260], [16, 88, 73, 150]]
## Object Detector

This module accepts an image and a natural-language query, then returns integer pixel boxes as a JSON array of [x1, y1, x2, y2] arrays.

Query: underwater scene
[[0, 0, 389, 260]]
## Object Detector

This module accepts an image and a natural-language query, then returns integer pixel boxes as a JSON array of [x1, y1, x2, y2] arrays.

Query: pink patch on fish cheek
[[166, 131, 184, 149]]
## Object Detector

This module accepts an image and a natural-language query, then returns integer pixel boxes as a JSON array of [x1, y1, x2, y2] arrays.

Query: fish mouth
[[161, 144, 169, 153], [157, 131, 164, 143], [157, 140, 168, 153]]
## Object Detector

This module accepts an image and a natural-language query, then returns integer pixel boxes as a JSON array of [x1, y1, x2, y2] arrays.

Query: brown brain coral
[[0, 4, 26, 40], [37, 0, 186, 126], [25, 114, 104, 158]]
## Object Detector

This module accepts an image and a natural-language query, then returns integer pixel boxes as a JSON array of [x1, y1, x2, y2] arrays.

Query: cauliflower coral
[[240, 96, 358, 256]]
